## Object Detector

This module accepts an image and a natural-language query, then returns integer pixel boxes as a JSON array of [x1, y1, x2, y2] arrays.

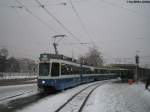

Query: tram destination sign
[[40, 54, 49, 61], [39, 53, 78, 63]]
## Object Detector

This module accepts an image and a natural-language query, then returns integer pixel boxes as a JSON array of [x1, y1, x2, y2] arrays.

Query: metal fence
[[0, 72, 37, 80]]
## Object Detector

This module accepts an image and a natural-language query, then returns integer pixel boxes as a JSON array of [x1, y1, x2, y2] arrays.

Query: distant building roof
[[110, 64, 136, 69]]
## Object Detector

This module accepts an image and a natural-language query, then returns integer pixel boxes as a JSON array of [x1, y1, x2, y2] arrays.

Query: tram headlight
[[42, 80, 45, 84]]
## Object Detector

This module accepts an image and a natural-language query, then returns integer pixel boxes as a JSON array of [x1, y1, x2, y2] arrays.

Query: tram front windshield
[[39, 63, 50, 76]]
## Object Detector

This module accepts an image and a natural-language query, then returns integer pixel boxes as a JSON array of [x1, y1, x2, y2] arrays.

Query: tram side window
[[98, 69, 101, 74], [51, 63, 60, 76], [102, 69, 108, 74], [83, 68, 87, 74], [72, 66, 80, 74], [94, 69, 100, 74], [100, 69, 105, 74], [61, 63, 80, 75], [87, 68, 92, 74], [61, 63, 70, 75], [82, 68, 92, 74]]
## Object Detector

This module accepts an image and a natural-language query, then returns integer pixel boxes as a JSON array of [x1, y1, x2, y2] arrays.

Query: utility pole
[[52, 34, 66, 55], [80, 56, 85, 81], [135, 54, 139, 82]]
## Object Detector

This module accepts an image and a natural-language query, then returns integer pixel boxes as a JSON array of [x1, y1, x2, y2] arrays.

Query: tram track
[[0, 80, 113, 112], [54, 81, 107, 112], [78, 84, 100, 112]]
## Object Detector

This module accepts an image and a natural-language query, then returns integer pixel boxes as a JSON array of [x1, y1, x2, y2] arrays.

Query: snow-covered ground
[[83, 82, 150, 112], [15, 82, 150, 112], [15, 81, 106, 112], [0, 84, 38, 104]]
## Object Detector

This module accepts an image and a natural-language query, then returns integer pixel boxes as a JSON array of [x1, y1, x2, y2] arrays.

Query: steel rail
[[54, 81, 107, 112], [78, 84, 101, 112]]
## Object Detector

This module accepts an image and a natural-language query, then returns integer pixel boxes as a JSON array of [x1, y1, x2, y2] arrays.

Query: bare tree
[[6, 57, 20, 72], [79, 47, 103, 66], [0, 48, 8, 58], [0, 48, 9, 72]]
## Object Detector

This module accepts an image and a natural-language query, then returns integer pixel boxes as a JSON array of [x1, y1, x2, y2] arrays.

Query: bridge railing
[[0, 72, 37, 80]]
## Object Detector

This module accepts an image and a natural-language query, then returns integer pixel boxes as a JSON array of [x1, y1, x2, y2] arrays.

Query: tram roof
[[39, 53, 78, 63], [39, 53, 130, 71]]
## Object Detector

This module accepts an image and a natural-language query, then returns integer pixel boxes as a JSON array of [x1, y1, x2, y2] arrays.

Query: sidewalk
[[84, 82, 150, 112]]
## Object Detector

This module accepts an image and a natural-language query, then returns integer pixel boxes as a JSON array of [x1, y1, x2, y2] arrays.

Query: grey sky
[[0, 0, 150, 67]]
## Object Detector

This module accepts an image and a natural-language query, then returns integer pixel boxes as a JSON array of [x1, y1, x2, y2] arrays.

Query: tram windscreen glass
[[39, 63, 50, 76], [51, 63, 60, 76]]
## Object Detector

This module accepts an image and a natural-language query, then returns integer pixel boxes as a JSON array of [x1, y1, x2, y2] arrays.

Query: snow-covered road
[[15, 82, 150, 112], [0, 84, 38, 103]]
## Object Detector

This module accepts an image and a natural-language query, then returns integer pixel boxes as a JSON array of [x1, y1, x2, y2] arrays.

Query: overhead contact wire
[[35, 0, 81, 42], [15, 0, 58, 34], [69, 0, 95, 46]]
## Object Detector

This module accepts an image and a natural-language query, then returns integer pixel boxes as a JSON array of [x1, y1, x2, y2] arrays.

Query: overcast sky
[[0, 0, 150, 66]]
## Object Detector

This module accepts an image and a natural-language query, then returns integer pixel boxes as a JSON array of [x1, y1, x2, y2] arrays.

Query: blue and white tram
[[37, 53, 119, 91]]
